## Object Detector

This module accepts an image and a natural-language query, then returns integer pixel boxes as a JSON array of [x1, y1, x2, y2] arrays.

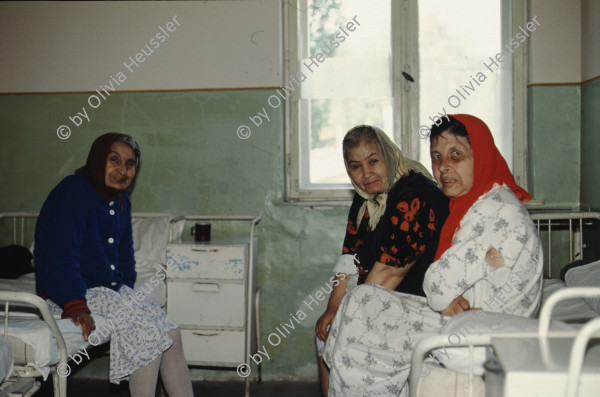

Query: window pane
[[417, 0, 512, 170], [300, 0, 392, 187]]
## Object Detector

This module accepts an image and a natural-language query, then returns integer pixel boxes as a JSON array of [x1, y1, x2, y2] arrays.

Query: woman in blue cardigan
[[34, 133, 193, 397]]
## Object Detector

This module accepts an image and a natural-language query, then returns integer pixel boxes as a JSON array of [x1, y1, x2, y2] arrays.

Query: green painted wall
[[580, 78, 600, 211], [0, 90, 349, 380], [527, 85, 581, 209], [0, 81, 596, 380]]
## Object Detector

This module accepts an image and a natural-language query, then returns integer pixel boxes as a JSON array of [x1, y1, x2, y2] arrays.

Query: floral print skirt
[[85, 285, 178, 384], [323, 284, 446, 396]]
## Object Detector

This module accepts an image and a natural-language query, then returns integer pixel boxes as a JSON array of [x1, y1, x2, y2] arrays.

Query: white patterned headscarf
[[344, 125, 433, 230]]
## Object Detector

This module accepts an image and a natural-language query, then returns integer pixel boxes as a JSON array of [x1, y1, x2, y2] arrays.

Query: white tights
[[129, 328, 193, 397]]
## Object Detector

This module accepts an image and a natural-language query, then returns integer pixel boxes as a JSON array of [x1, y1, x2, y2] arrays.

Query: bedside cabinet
[[165, 216, 261, 396]]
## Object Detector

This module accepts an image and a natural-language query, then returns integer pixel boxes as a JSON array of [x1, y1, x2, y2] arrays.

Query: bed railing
[[0, 212, 38, 248], [528, 211, 600, 277], [0, 291, 68, 397], [3, 210, 599, 275], [0, 212, 178, 247]]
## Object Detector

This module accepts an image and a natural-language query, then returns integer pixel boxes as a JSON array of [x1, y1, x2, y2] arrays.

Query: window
[[285, 0, 527, 203]]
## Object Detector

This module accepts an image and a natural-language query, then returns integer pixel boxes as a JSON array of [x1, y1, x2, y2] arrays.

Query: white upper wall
[[581, 0, 600, 81], [528, 0, 582, 84], [2, 0, 595, 92], [0, 1, 282, 93]]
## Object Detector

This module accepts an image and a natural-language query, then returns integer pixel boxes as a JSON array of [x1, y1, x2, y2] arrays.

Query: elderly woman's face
[[347, 141, 387, 194], [105, 142, 137, 191], [430, 131, 474, 198]]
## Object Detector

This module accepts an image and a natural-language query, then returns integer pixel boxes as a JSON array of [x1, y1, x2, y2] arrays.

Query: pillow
[[432, 311, 574, 376], [564, 259, 600, 313], [131, 215, 172, 274], [131, 216, 172, 307]]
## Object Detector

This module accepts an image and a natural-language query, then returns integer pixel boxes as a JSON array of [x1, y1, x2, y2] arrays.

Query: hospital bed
[[409, 211, 600, 397], [0, 212, 177, 397]]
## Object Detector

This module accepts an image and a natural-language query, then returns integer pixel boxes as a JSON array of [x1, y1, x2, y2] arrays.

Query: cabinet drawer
[[167, 280, 245, 327], [181, 328, 245, 366], [166, 244, 246, 280]]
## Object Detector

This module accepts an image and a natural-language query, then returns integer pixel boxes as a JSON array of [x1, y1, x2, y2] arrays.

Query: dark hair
[[114, 134, 141, 161], [429, 116, 470, 144], [343, 125, 381, 161]]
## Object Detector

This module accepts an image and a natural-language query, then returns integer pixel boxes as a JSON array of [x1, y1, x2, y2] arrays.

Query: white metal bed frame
[[409, 211, 600, 397], [0, 291, 67, 397], [0, 213, 61, 397]]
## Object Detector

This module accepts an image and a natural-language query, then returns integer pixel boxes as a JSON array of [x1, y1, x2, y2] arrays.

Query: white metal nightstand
[[166, 216, 261, 397]]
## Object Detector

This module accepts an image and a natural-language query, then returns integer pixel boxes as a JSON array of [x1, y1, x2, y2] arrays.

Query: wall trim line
[[527, 74, 600, 88], [0, 86, 281, 96]]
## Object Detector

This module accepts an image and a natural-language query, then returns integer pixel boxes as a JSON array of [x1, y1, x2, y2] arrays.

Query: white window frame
[[284, 0, 528, 203]]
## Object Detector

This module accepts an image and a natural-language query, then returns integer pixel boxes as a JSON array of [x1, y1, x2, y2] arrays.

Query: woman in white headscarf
[[315, 125, 449, 396]]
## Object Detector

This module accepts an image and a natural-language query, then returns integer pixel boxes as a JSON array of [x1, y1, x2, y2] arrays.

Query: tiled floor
[[35, 378, 321, 397], [31, 351, 322, 396]]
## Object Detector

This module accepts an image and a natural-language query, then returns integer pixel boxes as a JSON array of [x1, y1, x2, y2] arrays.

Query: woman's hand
[[69, 312, 96, 341], [316, 307, 338, 342], [315, 272, 350, 341], [364, 261, 415, 290], [440, 296, 475, 317]]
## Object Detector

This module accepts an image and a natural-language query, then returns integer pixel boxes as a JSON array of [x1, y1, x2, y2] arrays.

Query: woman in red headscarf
[[424, 114, 543, 317], [35, 133, 193, 396]]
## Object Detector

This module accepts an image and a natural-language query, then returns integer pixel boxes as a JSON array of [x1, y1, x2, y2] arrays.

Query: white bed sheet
[[540, 278, 598, 322], [6, 314, 109, 379], [564, 259, 600, 313], [0, 337, 13, 384]]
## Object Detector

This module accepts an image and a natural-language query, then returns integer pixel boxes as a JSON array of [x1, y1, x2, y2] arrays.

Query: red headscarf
[[433, 114, 531, 260]]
